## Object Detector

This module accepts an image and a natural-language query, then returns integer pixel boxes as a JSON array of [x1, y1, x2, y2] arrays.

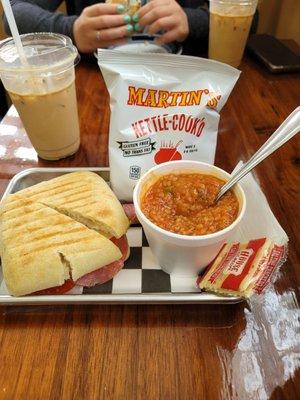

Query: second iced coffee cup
[[0, 33, 80, 160], [208, 0, 258, 68]]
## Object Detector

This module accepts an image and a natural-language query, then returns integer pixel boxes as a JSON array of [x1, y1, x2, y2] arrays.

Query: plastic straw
[[1, 0, 28, 66]]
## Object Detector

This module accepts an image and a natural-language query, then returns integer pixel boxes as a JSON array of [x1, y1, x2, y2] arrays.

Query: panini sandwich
[[0, 172, 131, 296]]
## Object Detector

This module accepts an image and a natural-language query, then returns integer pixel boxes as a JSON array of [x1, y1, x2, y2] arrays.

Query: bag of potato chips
[[98, 49, 240, 200]]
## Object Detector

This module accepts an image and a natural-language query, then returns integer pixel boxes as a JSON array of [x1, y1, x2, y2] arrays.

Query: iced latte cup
[[209, 0, 257, 68], [0, 33, 80, 160]]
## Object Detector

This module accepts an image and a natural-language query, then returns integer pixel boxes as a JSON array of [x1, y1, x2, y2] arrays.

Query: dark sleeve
[[184, 7, 209, 40], [3, 0, 78, 41], [182, 7, 209, 56], [175, 1, 209, 56]]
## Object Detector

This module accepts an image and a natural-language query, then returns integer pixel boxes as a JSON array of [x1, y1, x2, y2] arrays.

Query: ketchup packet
[[198, 238, 287, 298], [98, 50, 240, 201]]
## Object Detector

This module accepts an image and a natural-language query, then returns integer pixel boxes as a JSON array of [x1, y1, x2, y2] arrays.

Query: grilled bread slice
[[0, 197, 122, 296], [8, 172, 130, 239]]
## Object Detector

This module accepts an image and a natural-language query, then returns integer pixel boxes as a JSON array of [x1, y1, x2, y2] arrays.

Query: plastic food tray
[[0, 168, 242, 305]]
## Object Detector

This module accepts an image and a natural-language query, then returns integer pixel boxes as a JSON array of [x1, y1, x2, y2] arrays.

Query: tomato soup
[[141, 173, 239, 236]]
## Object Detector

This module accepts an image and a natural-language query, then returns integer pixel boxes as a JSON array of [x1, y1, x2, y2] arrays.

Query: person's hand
[[73, 3, 133, 53], [135, 0, 189, 45]]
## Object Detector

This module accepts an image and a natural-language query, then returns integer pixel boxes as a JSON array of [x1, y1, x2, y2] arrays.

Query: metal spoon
[[215, 106, 300, 203]]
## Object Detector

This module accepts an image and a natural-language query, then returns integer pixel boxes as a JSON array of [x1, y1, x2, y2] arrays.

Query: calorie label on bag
[[98, 50, 240, 201]]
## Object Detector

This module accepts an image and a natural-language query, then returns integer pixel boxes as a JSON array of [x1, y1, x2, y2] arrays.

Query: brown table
[[0, 55, 299, 400]]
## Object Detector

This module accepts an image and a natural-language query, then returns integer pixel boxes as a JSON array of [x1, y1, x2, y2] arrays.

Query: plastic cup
[[133, 160, 246, 277], [0, 33, 80, 160], [208, 0, 258, 68]]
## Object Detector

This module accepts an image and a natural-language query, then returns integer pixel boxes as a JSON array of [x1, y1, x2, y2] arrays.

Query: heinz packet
[[198, 238, 287, 298], [98, 50, 240, 201]]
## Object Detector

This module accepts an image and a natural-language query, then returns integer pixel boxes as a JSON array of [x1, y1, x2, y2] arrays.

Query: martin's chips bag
[[98, 50, 240, 200]]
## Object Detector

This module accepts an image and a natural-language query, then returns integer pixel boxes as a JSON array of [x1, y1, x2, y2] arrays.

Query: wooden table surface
[[0, 54, 299, 400]]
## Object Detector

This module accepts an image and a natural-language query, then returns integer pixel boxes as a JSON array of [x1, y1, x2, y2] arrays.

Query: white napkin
[[229, 161, 288, 245]]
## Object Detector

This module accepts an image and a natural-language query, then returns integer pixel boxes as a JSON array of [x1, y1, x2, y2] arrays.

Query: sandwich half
[[0, 172, 131, 296], [9, 171, 130, 239]]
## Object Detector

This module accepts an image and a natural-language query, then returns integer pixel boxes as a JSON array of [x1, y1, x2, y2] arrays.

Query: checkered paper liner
[[0, 225, 200, 296]]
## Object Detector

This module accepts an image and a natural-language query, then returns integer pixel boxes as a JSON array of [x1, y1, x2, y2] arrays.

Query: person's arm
[[181, 5, 209, 56], [183, 7, 209, 41], [3, 0, 77, 41], [3, 1, 133, 53]]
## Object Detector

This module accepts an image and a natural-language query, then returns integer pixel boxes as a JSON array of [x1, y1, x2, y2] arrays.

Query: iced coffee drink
[[209, 1, 257, 68], [8, 81, 80, 160], [0, 33, 80, 160]]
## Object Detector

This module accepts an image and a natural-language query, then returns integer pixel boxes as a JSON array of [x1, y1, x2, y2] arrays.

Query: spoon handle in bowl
[[217, 107, 300, 200]]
